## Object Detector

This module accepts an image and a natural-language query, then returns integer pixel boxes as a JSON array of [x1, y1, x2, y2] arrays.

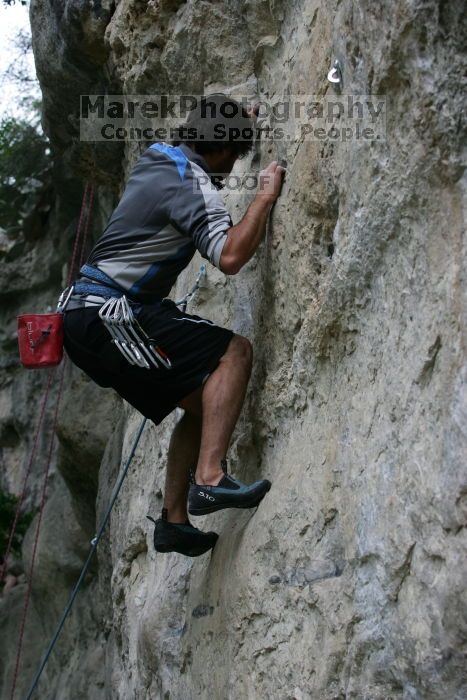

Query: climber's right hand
[[257, 160, 286, 205]]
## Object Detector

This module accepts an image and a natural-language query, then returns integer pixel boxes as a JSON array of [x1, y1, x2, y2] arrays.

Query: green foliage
[[0, 112, 52, 235], [0, 487, 34, 561]]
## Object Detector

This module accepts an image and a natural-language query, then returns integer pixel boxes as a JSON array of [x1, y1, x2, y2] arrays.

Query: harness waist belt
[[73, 281, 125, 299], [79, 263, 124, 291], [74, 265, 163, 304]]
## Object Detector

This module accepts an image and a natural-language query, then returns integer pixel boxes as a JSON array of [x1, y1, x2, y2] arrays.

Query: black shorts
[[63, 298, 234, 425]]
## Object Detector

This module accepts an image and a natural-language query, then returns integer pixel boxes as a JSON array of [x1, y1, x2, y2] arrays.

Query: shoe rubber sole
[[154, 542, 216, 557], [188, 480, 271, 516]]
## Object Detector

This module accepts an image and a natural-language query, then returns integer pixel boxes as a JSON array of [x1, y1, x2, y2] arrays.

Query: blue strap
[[77, 263, 163, 304], [73, 281, 123, 299], [79, 264, 124, 292]]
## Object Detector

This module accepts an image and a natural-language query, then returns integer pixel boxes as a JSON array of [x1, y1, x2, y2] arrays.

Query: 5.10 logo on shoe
[[198, 490, 215, 501]]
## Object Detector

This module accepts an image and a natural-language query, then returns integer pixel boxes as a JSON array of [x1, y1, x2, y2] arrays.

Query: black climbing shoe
[[146, 510, 218, 557], [188, 460, 271, 516]]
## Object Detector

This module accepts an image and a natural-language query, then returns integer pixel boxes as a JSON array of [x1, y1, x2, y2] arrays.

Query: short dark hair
[[172, 93, 254, 159]]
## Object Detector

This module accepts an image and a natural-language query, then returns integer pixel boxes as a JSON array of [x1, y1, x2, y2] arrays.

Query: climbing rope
[[10, 364, 67, 700], [77, 185, 94, 269], [66, 182, 94, 286], [5, 183, 95, 700], [1, 186, 95, 587], [0, 371, 53, 584], [24, 417, 147, 700]]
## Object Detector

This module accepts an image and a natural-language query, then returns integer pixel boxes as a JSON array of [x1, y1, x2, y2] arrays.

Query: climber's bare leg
[[163, 411, 201, 523], [165, 334, 252, 518], [178, 335, 253, 486]]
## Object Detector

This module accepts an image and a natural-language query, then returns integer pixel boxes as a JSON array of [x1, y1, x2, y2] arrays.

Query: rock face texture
[[1, 0, 466, 698]]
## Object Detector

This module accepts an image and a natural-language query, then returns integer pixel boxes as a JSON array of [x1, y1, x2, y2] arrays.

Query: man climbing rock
[[63, 94, 285, 557]]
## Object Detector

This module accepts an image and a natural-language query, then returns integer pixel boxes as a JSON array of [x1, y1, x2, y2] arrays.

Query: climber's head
[[172, 93, 255, 175]]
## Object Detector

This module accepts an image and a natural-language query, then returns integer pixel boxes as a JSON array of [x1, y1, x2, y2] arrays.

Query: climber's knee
[[221, 334, 253, 373], [176, 334, 252, 416]]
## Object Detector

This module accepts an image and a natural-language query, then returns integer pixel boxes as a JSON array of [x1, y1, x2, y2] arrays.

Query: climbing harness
[[73, 261, 128, 299], [72, 263, 173, 369], [69, 261, 206, 369]]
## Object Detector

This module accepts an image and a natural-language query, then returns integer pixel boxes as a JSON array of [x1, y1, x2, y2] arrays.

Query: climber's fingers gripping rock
[[257, 160, 286, 204]]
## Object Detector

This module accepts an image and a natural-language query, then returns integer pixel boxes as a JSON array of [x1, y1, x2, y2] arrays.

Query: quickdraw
[[98, 296, 172, 369], [175, 264, 206, 311]]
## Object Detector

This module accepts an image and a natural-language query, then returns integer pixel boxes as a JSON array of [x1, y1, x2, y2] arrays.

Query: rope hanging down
[[0, 371, 53, 585], [24, 417, 147, 700], [6, 183, 95, 700], [10, 365, 67, 700], [1, 185, 94, 587]]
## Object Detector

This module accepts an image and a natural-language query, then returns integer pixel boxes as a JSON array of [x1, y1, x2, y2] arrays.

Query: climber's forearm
[[219, 195, 273, 275]]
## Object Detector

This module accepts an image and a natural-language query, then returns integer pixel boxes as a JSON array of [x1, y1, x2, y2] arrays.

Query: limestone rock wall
[[1, 0, 466, 698]]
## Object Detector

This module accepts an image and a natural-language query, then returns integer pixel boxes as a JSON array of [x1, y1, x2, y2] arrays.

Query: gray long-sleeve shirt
[[85, 142, 230, 302]]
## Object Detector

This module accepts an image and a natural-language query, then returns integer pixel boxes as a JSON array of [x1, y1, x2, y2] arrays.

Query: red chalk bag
[[17, 313, 64, 369]]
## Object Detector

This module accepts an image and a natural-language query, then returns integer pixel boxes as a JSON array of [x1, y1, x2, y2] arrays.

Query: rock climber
[[63, 94, 285, 557]]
